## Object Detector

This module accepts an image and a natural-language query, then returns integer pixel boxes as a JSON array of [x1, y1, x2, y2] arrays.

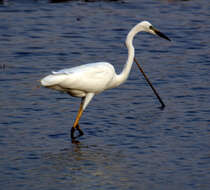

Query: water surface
[[0, 0, 210, 189]]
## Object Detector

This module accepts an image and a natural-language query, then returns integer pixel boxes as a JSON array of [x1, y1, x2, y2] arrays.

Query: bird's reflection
[[41, 143, 133, 188]]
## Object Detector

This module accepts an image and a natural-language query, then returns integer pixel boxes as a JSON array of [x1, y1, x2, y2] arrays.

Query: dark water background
[[0, 0, 210, 189]]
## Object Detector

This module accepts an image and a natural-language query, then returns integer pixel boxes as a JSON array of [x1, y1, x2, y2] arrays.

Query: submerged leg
[[71, 124, 84, 140], [70, 93, 95, 144], [71, 98, 84, 143], [76, 124, 84, 136]]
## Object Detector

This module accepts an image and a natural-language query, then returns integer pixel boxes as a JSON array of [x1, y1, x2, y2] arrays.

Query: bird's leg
[[71, 124, 84, 140], [76, 124, 84, 137], [71, 93, 94, 143], [71, 99, 84, 143]]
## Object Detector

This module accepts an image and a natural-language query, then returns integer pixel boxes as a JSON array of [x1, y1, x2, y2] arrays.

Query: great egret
[[41, 21, 170, 143]]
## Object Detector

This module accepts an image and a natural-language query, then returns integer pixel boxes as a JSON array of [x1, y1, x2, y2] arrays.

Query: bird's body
[[41, 62, 116, 98], [40, 21, 170, 143]]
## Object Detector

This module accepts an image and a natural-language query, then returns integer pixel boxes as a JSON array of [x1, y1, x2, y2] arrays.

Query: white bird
[[40, 21, 170, 143]]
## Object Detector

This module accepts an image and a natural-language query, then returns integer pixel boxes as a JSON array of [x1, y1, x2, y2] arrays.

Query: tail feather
[[40, 74, 68, 87]]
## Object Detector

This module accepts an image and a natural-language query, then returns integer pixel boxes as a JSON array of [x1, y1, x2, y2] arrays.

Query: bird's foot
[[71, 125, 84, 144], [71, 138, 81, 144], [77, 126, 84, 137]]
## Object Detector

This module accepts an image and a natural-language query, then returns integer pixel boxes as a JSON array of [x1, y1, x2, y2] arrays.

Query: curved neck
[[114, 25, 141, 87]]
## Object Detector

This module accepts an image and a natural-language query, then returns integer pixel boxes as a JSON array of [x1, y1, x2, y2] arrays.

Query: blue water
[[0, 0, 210, 189]]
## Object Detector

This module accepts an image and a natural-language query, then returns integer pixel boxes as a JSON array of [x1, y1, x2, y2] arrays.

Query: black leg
[[71, 127, 75, 139], [71, 97, 85, 144], [76, 124, 84, 137], [71, 124, 84, 144]]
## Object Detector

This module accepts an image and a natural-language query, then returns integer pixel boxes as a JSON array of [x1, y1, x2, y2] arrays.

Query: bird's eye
[[149, 26, 153, 30]]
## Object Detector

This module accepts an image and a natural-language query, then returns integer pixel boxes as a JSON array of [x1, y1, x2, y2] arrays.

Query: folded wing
[[40, 62, 116, 96]]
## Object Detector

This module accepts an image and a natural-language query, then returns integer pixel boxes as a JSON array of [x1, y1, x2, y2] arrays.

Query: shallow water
[[0, 0, 210, 189]]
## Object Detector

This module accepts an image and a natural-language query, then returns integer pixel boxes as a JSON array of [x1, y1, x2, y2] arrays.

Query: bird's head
[[137, 21, 171, 41]]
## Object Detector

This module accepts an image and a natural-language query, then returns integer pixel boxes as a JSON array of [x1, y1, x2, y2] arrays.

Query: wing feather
[[41, 62, 115, 94]]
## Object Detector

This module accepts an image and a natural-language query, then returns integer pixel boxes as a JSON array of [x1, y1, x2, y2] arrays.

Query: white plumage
[[41, 62, 117, 98], [40, 21, 170, 143]]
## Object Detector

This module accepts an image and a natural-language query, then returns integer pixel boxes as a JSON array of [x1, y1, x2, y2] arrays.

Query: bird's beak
[[150, 26, 171, 41]]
